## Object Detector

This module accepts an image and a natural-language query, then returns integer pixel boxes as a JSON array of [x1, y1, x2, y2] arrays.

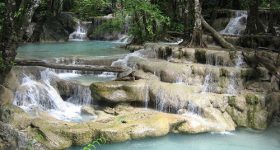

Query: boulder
[[91, 80, 147, 103], [81, 105, 96, 116], [31, 12, 76, 42]]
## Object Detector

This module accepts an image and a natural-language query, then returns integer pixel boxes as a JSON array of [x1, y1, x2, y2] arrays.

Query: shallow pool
[[17, 41, 128, 59], [69, 122, 280, 150]]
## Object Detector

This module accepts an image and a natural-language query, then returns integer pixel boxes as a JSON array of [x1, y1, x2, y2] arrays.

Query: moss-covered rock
[[90, 80, 147, 103]]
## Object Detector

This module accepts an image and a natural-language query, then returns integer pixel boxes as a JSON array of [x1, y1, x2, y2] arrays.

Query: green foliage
[[170, 22, 184, 33], [73, 0, 108, 20], [0, 2, 4, 32], [83, 136, 107, 150], [122, 0, 170, 43], [93, 15, 125, 36], [260, 0, 280, 8]]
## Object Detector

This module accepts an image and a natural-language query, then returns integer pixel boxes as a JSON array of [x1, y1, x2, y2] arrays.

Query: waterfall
[[235, 52, 245, 68], [221, 11, 247, 35], [202, 73, 215, 93], [186, 102, 202, 116], [111, 49, 144, 68], [155, 88, 167, 112], [206, 53, 224, 66], [114, 35, 133, 44], [226, 52, 245, 95], [226, 72, 238, 95], [13, 69, 94, 122], [69, 21, 89, 41], [66, 85, 92, 105], [144, 82, 150, 109]]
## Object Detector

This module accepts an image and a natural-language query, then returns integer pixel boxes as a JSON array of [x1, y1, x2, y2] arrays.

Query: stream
[[14, 40, 280, 150]]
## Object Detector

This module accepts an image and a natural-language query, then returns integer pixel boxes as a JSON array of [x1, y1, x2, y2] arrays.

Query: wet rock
[[31, 12, 76, 42], [81, 105, 96, 116], [226, 93, 269, 129], [2, 70, 20, 92], [176, 108, 235, 133], [0, 121, 48, 150], [91, 80, 147, 103], [0, 85, 14, 106]]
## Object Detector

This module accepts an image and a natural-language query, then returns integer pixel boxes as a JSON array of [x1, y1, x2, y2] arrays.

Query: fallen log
[[202, 17, 235, 50], [15, 59, 126, 73]]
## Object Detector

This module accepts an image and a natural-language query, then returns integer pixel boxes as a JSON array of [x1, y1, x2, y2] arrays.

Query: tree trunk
[[189, 0, 206, 47], [245, 0, 264, 34], [15, 59, 126, 73], [172, 0, 178, 22], [183, 0, 190, 39], [0, 0, 41, 76], [232, 0, 241, 10], [267, 0, 276, 35], [202, 18, 235, 50], [218, 0, 229, 8]]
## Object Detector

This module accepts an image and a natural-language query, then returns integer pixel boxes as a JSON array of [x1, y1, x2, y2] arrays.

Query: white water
[[235, 52, 245, 68], [155, 88, 167, 112], [13, 69, 94, 122], [69, 21, 88, 41], [202, 73, 215, 93], [160, 38, 183, 45], [114, 35, 133, 44], [111, 49, 144, 68], [227, 72, 238, 95], [221, 11, 247, 35], [226, 52, 245, 95], [144, 82, 150, 109]]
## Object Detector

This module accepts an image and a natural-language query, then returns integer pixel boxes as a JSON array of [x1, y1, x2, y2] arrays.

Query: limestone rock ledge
[[0, 104, 235, 149]]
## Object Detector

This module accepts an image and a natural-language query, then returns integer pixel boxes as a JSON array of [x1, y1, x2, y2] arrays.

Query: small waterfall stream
[[69, 21, 89, 41], [114, 35, 133, 44], [221, 11, 247, 35], [13, 69, 94, 122], [226, 53, 245, 95], [202, 73, 215, 93]]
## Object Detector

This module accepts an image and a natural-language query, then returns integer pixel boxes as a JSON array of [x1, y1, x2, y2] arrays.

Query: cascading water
[[69, 21, 89, 41], [186, 102, 202, 116], [144, 83, 150, 109], [114, 35, 133, 44], [202, 73, 215, 93], [226, 52, 245, 95], [226, 72, 238, 95], [235, 52, 245, 68], [111, 49, 144, 68], [206, 53, 224, 66], [66, 85, 92, 105], [221, 11, 247, 35], [13, 69, 94, 122], [155, 88, 167, 112]]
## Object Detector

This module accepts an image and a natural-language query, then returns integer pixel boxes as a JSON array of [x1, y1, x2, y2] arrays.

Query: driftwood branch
[[202, 17, 235, 50], [15, 59, 126, 73]]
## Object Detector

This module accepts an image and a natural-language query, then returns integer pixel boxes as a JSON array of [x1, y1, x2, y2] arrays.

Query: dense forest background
[[0, 0, 280, 80]]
